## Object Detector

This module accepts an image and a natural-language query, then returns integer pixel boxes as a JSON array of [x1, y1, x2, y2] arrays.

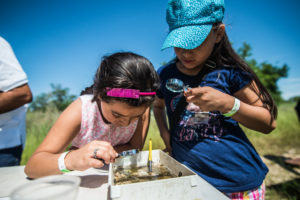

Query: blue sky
[[1, 0, 300, 100]]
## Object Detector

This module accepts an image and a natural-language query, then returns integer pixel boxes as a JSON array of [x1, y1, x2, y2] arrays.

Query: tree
[[29, 93, 51, 112], [237, 43, 288, 103], [288, 96, 300, 103], [49, 84, 76, 111], [29, 84, 76, 112]]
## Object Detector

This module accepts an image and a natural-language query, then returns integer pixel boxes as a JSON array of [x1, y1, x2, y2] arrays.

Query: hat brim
[[161, 24, 213, 50]]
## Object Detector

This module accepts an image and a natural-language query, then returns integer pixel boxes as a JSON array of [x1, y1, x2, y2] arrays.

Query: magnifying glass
[[165, 78, 212, 123], [166, 78, 189, 93]]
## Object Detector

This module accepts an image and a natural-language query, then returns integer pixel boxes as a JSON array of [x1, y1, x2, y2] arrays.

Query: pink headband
[[106, 88, 156, 99]]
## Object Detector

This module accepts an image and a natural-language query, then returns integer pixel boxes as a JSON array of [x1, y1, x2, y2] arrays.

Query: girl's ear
[[216, 24, 225, 43]]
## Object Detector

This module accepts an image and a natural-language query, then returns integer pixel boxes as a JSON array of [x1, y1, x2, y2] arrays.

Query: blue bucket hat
[[162, 0, 225, 50]]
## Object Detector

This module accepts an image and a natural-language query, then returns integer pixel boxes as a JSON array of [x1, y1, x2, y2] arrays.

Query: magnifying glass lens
[[166, 79, 185, 93]]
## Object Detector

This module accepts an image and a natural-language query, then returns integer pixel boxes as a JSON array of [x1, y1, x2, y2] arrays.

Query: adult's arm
[[0, 83, 33, 114]]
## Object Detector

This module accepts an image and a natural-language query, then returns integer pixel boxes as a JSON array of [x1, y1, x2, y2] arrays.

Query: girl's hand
[[65, 140, 118, 171], [160, 129, 172, 156], [184, 86, 234, 114], [163, 146, 172, 156]]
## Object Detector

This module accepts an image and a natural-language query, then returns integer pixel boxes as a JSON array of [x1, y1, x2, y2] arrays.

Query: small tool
[[95, 149, 139, 163], [117, 149, 139, 157], [148, 139, 153, 172]]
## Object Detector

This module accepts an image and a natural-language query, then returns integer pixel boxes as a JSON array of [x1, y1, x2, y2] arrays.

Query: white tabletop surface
[[0, 165, 229, 200], [0, 165, 110, 200]]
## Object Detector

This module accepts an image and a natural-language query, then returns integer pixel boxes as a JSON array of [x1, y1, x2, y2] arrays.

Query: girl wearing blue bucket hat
[[154, 0, 276, 199]]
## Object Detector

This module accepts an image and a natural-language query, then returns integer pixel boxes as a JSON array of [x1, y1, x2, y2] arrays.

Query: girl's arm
[[114, 107, 151, 152], [25, 98, 117, 178], [153, 97, 172, 153], [231, 81, 276, 133], [185, 81, 276, 134]]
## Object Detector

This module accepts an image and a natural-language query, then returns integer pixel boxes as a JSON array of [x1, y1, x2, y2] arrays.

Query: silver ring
[[93, 148, 99, 159]]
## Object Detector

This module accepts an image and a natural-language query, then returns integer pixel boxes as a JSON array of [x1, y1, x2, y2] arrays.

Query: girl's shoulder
[[79, 94, 94, 102], [203, 66, 253, 94], [209, 65, 252, 80], [157, 60, 176, 75], [79, 94, 97, 109]]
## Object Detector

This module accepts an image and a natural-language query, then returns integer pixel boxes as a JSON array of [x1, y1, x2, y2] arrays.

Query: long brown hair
[[210, 24, 277, 122]]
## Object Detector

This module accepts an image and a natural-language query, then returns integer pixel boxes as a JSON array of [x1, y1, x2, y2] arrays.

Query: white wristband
[[58, 151, 72, 173], [223, 98, 240, 117]]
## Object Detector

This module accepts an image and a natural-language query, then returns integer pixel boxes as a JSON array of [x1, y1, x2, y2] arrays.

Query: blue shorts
[[0, 145, 23, 167]]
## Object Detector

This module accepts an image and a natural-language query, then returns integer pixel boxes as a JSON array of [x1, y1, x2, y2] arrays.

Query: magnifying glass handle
[[183, 85, 190, 92]]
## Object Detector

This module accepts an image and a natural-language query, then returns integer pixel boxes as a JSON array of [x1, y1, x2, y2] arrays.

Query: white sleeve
[[0, 37, 28, 92]]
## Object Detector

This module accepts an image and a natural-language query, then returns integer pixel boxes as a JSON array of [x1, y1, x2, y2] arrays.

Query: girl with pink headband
[[25, 52, 159, 178]]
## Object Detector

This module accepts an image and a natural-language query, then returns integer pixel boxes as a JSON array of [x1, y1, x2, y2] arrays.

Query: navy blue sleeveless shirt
[[156, 62, 268, 193]]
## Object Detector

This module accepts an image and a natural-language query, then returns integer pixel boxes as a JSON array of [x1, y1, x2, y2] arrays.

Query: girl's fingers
[[186, 95, 202, 105], [93, 145, 117, 164], [185, 95, 195, 102], [81, 141, 118, 169], [184, 87, 205, 97], [186, 95, 210, 112], [89, 158, 105, 169], [96, 141, 118, 157]]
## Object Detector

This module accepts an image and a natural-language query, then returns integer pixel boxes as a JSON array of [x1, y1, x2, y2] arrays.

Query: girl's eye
[[112, 113, 122, 118]]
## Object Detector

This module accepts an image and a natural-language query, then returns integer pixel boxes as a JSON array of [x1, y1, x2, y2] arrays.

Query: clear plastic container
[[9, 175, 81, 200]]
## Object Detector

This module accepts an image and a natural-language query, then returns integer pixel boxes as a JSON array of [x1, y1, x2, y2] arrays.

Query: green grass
[[244, 102, 300, 155], [21, 106, 60, 165], [22, 102, 300, 199], [142, 116, 165, 151], [242, 102, 300, 199]]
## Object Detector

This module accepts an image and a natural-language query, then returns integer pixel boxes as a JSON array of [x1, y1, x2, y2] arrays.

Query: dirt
[[262, 149, 300, 199], [263, 150, 300, 186]]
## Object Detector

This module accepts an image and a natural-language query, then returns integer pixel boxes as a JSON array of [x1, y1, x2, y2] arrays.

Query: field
[[22, 102, 300, 199]]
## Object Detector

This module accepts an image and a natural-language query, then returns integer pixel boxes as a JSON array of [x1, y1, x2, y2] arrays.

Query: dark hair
[[209, 23, 277, 122], [81, 52, 160, 107]]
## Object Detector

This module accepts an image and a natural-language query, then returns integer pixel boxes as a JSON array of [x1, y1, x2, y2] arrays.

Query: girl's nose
[[182, 49, 193, 57], [119, 117, 132, 127]]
